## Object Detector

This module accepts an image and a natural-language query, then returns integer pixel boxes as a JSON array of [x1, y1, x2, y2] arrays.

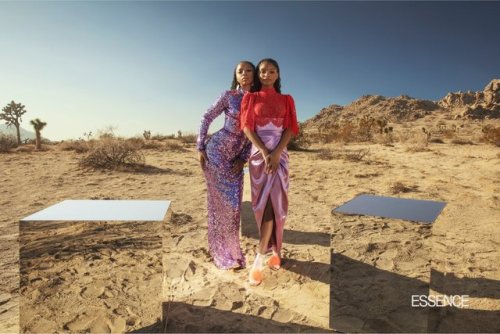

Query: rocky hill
[[439, 79, 500, 119], [302, 79, 499, 133]]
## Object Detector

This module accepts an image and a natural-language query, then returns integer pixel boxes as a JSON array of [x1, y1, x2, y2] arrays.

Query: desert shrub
[[356, 116, 376, 142], [59, 140, 93, 153], [315, 148, 369, 162], [316, 148, 336, 160], [421, 127, 431, 146], [440, 129, 456, 139], [126, 137, 145, 147], [177, 133, 198, 145], [79, 137, 145, 169], [451, 138, 474, 145], [0, 134, 18, 152], [338, 121, 357, 143], [344, 148, 370, 162], [391, 181, 418, 194], [430, 138, 445, 144], [288, 129, 310, 151], [375, 127, 395, 144], [143, 140, 164, 150], [164, 140, 187, 151], [125, 137, 164, 150], [14, 145, 36, 153], [481, 125, 500, 147], [151, 133, 176, 140]]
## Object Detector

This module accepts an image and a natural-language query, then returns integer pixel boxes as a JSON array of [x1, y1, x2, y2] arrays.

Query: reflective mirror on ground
[[333, 194, 446, 224]]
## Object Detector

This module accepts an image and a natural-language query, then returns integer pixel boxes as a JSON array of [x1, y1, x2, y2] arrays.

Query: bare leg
[[258, 198, 275, 255], [249, 199, 277, 284]]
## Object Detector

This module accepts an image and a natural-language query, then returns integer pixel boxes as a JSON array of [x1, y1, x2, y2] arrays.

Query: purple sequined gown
[[197, 89, 251, 269]]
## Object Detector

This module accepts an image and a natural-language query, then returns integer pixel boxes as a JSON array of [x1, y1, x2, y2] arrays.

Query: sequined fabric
[[240, 87, 299, 254], [197, 90, 251, 269]]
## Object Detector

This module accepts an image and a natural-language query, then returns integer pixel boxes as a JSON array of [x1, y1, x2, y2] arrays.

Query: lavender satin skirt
[[249, 127, 289, 254]]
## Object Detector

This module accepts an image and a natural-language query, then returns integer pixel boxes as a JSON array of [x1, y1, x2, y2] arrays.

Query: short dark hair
[[231, 61, 257, 92], [255, 58, 281, 93]]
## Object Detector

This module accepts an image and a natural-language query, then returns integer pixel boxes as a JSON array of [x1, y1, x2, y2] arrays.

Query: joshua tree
[[1, 101, 27, 145], [30, 118, 47, 150], [422, 127, 431, 146]]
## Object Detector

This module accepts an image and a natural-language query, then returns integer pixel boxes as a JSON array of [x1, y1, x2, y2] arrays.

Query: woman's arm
[[243, 127, 269, 157], [268, 128, 293, 174], [197, 91, 228, 169]]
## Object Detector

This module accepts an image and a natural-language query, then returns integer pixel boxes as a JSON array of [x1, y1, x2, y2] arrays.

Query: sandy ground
[[0, 139, 499, 332]]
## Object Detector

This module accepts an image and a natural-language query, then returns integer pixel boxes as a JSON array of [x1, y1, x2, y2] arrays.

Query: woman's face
[[236, 62, 254, 88], [259, 62, 279, 88]]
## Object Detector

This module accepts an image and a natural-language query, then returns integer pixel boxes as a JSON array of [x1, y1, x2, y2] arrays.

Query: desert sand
[[1, 80, 499, 333], [0, 132, 498, 332]]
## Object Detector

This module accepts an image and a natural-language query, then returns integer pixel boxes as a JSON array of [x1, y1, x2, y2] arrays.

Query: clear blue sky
[[1, 1, 499, 141]]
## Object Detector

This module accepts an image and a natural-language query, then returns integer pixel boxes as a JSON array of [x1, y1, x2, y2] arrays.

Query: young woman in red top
[[240, 58, 299, 285]]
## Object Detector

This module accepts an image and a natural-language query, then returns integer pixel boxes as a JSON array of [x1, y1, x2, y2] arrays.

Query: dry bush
[[344, 148, 370, 162], [315, 148, 369, 162], [316, 148, 336, 160], [430, 138, 445, 144], [405, 144, 431, 153], [59, 140, 94, 153], [356, 116, 376, 142], [151, 133, 176, 141], [318, 117, 390, 144], [481, 125, 500, 147], [125, 137, 145, 147], [402, 128, 432, 152], [451, 138, 474, 145], [124, 137, 165, 150], [391, 181, 418, 194], [337, 121, 357, 143], [164, 139, 187, 151], [397, 128, 413, 143], [13, 145, 36, 153], [374, 131, 395, 145], [0, 134, 17, 152], [79, 137, 145, 170], [440, 129, 456, 139], [177, 133, 198, 145], [288, 129, 310, 151], [317, 131, 338, 144], [143, 140, 164, 150]]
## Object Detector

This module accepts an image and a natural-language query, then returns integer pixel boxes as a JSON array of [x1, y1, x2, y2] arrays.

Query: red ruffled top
[[240, 87, 299, 136]]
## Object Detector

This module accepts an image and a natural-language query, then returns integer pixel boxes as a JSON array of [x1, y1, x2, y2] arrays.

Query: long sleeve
[[236, 139, 252, 162], [197, 91, 229, 151], [284, 95, 300, 136], [239, 93, 256, 132]]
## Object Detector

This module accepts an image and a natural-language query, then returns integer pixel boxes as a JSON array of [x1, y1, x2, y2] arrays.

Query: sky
[[0, 1, 499, 141]]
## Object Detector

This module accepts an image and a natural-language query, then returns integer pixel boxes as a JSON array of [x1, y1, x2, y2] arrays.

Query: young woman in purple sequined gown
[[196, 61, 256, 269]]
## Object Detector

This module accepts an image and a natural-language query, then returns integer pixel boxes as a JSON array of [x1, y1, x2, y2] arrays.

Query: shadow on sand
[[330, 253, 500, 333], [140, 302, 333, 333]]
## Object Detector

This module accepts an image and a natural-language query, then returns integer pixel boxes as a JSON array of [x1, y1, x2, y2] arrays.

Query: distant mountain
[[0, 124, 36, 140], [301, 79, 500, 133], [438, 79, 500, 119]]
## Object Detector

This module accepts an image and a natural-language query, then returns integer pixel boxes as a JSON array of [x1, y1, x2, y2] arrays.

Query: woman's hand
[[265, 150, 281, 174], [199, 150, 209, 169], [260, 148, 271, 173], [231, 158, 245, 175]]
